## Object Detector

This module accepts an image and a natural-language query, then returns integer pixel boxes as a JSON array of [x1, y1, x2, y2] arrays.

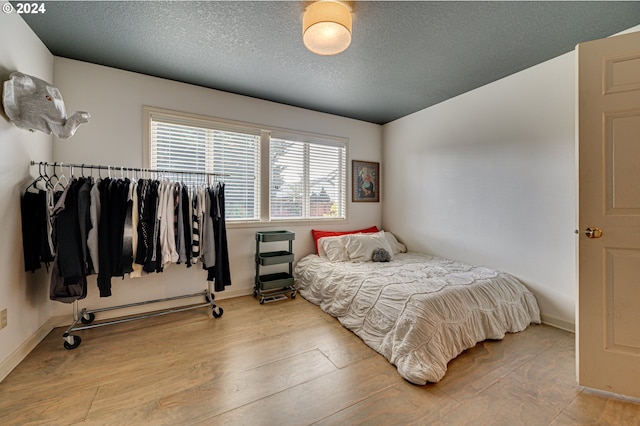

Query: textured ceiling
[[18, 1, 640, 124]]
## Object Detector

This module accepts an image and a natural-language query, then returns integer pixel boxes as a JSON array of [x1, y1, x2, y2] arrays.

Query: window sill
[[227, 218, 347, 229]]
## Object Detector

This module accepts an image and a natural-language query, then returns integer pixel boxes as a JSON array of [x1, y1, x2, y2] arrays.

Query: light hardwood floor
[[1, 295, 639, 425]]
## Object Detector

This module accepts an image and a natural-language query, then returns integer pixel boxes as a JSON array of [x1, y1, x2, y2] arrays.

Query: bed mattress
[[294, 252, 541, 384]]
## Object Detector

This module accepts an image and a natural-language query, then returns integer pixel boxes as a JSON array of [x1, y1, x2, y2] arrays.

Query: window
[[147, 107, 347, 223], [149, 110, 261, 221], [270, 135, 346, 220]]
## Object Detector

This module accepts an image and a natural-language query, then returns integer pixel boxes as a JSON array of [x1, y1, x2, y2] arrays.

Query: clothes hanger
[[26, 162, 45, 192], [42, 162, 55, 190], [56, 163, 69, 190], [52, 163, 67, 192], [48, 162, 59, 189]]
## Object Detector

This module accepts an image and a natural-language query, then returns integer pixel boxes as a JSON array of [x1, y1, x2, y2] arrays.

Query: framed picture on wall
[[352, 160, 380, 202]]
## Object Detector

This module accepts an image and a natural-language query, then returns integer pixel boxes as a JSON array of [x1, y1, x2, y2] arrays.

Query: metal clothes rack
[[30, 161, 227, 350], [29, 160, 229, 181]]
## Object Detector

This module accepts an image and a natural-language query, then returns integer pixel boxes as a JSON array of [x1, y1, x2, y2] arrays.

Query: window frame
[[143, 106, 349, 227]]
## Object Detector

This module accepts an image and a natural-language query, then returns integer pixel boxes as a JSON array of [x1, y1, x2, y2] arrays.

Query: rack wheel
[[291, 292, 296, 299], [80, 312, 96, 324], [259, 298, 265, 305], [253, 290, 257, 297], [212, 306, 223, 318], [63, 334, 82, 350]]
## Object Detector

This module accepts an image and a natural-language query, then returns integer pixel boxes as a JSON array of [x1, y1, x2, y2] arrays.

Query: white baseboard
[[540, 314, 575, 333], [0, 318, 55, 382], [582, 387, 640, 404], [216, 287, 254, 300]]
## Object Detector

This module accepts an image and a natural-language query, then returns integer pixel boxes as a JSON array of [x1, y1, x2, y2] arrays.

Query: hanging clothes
[[207, 183, 231, 291], [107, 178, 131, 277], [50, 178, 88, 302], [22, 163, 231, 302], [96, 177, 132, 297], [77, 177, 94, 275], [130, 179, 143, 278], [191, 190, 201, 264], [21, 187, 55, 272], [158, 180, 176, 268], [87, 178, 101, 274], [201, 185, 216, 270], [96, 178, 113, 297], [149, 180, 163, 273], [134, 178, 150, 269], [122, 179, 135, 275], [180, 184, 192, 268], [135, 178, 160, 273], [53, 179, 85, 283]]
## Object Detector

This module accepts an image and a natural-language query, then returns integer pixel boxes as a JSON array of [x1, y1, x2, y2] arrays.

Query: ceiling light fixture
[[303, 1, 352, 56]]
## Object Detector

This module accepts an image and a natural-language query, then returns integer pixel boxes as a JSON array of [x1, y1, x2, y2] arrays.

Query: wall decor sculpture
[[2, 72, 90, 138]]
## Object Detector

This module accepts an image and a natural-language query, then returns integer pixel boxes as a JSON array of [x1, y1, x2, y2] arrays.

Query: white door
[[578, 30, 640, 399]]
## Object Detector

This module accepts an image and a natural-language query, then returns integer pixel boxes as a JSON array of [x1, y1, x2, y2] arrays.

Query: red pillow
[[311, 226, 379, 254]]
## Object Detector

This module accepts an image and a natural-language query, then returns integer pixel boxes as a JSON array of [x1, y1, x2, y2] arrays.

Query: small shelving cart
[[254, 230, 296, 304]]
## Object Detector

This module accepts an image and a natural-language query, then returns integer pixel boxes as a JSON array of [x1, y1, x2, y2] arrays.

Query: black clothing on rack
[[191, 193, 200, 262], [122, 183, 134, 275], [108, 178, 131, 277], [97, 178, 113, 297], [21, 189, 54, 272], [55, 180, 86, 283], [77, 178, 94, 275], [143, 179, 161, 273], [51, 178, 88, 302], [134, 179, 150, 267], [207, 183, 231, 291], [135, 178, 161, 273], [181, 185, 192, 268], [97, 178, 135, 296]]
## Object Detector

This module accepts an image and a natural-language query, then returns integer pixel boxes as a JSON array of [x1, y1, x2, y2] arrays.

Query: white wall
[[50, 58, 382, 318], [0, 13, 54, 380], [382, 52, 577, 330]]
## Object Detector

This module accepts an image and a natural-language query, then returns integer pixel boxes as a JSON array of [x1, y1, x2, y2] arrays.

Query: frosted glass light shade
[[303, 1, 352, 56]]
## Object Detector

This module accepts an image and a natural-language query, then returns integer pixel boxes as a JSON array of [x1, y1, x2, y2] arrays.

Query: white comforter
[[294, 253, 541, 384]]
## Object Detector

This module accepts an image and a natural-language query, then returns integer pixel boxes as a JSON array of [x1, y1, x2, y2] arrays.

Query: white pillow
[[318, 235, 350, 262], [343, 230, 394, 262], [383, 231, 407, 254]]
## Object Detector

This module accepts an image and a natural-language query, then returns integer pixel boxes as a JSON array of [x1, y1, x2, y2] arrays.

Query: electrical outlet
[[0, 308, 7, 330]]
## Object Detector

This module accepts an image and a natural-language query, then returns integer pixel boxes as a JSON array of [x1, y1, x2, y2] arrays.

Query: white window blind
[[148, 108, 348, 224], [150, 113, 261, 221], [270, 136, 346, 220]]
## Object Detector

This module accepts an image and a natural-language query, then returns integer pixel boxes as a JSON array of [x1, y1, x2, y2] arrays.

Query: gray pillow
[[372, 247, 391, 262]]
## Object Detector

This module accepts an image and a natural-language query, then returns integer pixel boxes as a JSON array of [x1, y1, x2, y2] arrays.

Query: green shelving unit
[[254, 230, 296, 304]]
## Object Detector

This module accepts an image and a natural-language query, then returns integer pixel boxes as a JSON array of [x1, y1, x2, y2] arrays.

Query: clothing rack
[[30, 160, 229, 180], [63, 287, 222, 349], [29, 161, 227, 350]]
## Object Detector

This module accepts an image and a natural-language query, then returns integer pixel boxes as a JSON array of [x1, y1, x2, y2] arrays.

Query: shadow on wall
[[0, 66, 12, 122]]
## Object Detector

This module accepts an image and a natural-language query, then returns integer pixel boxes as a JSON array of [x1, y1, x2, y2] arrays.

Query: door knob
[[585, 227, 603, 239]]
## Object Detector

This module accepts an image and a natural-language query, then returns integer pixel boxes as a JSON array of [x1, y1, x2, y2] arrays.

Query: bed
[[294, 230, 541, 385]]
